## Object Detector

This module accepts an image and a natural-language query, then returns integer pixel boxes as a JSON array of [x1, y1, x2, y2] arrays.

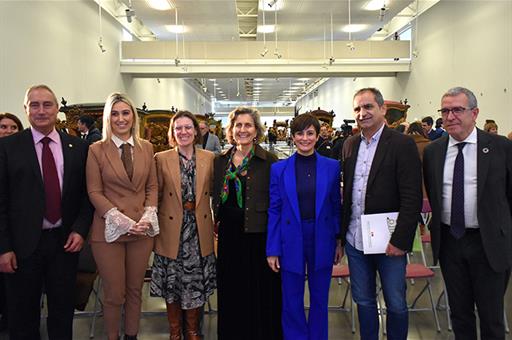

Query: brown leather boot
[[184, 307, 201, 340], [166, 302, 183, 340]]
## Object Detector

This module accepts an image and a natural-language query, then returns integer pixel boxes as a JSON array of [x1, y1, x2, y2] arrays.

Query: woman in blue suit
[[267, 113, 342, 340]]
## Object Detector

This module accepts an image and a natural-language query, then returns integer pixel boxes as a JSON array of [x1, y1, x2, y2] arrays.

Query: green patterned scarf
[[220, 146, 255, 208]]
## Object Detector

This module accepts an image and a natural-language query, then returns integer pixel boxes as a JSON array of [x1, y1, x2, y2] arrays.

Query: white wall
[[0, 1, 208, 127], [297, 1, 512, 134]]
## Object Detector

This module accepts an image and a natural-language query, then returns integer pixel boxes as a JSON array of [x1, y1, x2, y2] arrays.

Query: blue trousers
[[281, 220, 332, 340], [345, 242, 408, 340]]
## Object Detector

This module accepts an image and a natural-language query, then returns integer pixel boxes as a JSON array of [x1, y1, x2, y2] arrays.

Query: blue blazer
[[266, 152, 342, 275]]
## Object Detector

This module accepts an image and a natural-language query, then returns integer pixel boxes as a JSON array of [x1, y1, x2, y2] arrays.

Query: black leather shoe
[[125, 335, 137, 340]]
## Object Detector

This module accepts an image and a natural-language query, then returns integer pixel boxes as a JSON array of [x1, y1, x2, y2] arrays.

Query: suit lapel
[[283, 154, 301, 223], [315, 154, 328, 222], [344, 135, 361, 205], [476, 129, 491, 204], [195, 149, 206, 206], [23, 129, 44, 187], [367, 127, 392, 189], [434, 136, 449, 206], [131, 143, 145, 189], [59, 132, 74, 196], [104, 140, 132, 188], [166, 149, 183, 206]]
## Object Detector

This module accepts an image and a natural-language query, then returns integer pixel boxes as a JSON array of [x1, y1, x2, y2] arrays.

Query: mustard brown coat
[[153, 148, 215, 259]]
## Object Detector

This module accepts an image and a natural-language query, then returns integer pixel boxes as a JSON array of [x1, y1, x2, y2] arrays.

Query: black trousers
[[439, 226, 510, 340], [5, 228, 79, 340]]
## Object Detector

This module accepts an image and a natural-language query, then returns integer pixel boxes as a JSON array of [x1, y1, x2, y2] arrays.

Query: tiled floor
[[1, 242, 511, 339]]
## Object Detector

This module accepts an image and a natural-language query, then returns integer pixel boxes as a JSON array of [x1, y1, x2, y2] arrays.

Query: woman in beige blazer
[[151, 111, 216, 340], [86, 93, 158, 340]]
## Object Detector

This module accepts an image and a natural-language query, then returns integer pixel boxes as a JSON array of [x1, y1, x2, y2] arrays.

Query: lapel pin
[[482, 147, 489, 154]]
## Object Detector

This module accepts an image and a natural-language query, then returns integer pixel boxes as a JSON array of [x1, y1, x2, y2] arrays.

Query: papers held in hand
[[361, 212, 399, 254]]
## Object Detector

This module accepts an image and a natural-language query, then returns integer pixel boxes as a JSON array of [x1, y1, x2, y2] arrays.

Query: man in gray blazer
[[198, 121, 221, 154], [423, 87, 512, 340]]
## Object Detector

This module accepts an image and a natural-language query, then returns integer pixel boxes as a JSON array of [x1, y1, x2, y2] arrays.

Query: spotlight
[[260, 47, 269, 57], [379, 7, 387, 22], [412, 49, 419, 58], [125, 8, 135, 23], [346, 42, 355, 51], [329, 56, 335, 65], [98, 37, 106, 53], [268, 0, 278, 8], [274, 49, 282, 59], [174, 58, 181, 66]]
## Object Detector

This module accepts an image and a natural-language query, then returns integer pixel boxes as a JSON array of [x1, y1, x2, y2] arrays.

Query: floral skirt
[[150, 212, 216, 309]]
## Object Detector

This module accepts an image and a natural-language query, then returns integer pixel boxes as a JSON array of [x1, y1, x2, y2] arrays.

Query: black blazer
[[212, 144, 278, 233], [423, 129, 512, 272], [341, 126, 423, 251], [0, 129, 93, 259]]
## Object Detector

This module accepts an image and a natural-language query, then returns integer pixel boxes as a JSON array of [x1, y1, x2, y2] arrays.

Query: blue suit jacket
[[266, 152, 341, 275]]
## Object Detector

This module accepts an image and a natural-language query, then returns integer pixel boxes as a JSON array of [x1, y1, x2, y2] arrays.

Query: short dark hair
[[168, 110, 201, 147], [435, 117, 443, 129], [78, 115, 95, 129], [421, 116, 433, 126], [407, 121, 428, 138], [0, 112, 23, 131], [290, 113, 320, 135], [353, 88, 385, 107]]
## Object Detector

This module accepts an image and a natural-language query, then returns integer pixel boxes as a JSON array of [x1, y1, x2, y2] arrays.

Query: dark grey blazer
[[423, 129, 512, 272], [0, 129, 93, 259], [341, 126, 423, 251]]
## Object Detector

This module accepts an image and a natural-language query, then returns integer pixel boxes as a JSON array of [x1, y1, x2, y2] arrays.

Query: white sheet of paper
[[361, 212, 399, 254]]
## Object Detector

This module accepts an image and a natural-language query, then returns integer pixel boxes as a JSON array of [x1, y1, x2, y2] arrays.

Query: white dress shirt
[[441, 127, 479, 229]]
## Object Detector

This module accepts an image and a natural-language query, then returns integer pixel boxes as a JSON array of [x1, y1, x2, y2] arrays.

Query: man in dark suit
[[423, 87, 512, 340], [341, 87, 422, 339], [77, 115, 102, 144], [0, 84, 92, 340]]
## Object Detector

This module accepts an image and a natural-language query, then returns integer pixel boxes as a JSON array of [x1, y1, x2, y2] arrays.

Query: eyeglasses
[[353, 103, 376, 113], [437, 106, 474, 116]]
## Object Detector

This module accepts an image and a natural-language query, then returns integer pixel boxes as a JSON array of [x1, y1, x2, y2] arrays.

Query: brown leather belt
[[183, 200, 196, 211]]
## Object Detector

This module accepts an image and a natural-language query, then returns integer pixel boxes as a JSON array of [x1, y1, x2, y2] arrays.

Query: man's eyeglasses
[[437, 106, 474, 116]]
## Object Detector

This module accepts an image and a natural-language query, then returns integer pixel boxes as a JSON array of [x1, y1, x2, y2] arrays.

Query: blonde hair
[[101, 92, 141, 147], [226, 107, 265, 145]]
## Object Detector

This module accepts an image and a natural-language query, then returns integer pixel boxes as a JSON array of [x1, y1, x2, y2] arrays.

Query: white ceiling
[[116, 0, 418, 104]]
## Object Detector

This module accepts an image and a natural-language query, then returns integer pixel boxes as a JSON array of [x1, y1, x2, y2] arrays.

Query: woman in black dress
[[213, 107, 282, 340]]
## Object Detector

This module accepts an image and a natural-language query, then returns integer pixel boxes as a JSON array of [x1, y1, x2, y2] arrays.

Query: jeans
[[345, 242, 408, 340]]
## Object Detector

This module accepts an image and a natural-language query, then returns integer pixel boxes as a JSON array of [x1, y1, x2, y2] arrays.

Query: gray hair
[[353, 87, 385, 107], [442, 87, 478, 109]]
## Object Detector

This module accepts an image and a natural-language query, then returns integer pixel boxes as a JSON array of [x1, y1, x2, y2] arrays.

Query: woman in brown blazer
[[151, 111, 216, 340], [86, 93, 158, 340]]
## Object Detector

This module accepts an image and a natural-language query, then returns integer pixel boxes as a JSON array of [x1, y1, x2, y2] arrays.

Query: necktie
[[450, 142, 466, 239], [121, 143, 133, 180], [41, 137, 61, 224]]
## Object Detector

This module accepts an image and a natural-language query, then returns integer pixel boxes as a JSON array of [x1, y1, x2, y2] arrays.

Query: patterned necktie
[[41, 137, 61, 224], [121, 143, 133, 180], [450, 142, 466, 239]]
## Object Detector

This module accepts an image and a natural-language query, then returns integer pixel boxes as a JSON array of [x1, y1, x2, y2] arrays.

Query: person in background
[[198, 120, 221, 154], [77, 115, 102, 144], [315, 123, 334, 158], [435, 117, 447, 136], [0, 112, 23, 331], [213, 107, 282, 340], [424, 87, 512, 340], [0, 84, 92, 340], [421, 116, 442, 141], [151, 111, 216, 340], [267, 113, 342, 340], [0, 113, 23, 138], [86, 92, 159, 340], [341, 87, 422, 340], [483, 120, 498, 135]]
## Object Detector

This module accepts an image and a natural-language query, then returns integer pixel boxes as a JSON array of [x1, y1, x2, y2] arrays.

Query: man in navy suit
[[423, 87, 512, 339], [0, 85, 92, 340], [341, 88, 422, 340]]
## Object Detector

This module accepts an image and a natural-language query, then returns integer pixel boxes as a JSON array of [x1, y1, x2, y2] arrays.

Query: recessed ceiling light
[[364, 0, 387, 11], [257, 25, 275, 34], [342, 24, 368, 33], [165, 25, 186, 33], [253, 78, 265, 81], [145, 0, 174, 11]]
